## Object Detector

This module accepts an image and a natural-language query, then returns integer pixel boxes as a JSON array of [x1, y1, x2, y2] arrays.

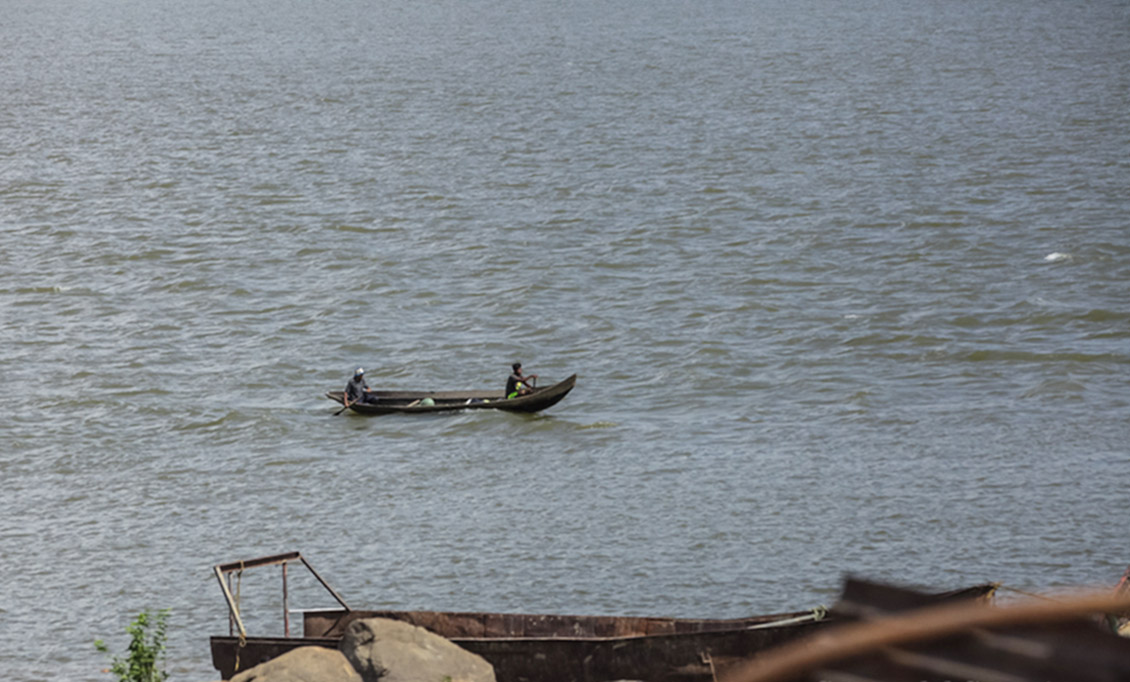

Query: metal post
[[215, 565, 248, 641], [298, 555, 351, 611], [283, 560, 290, 638], [227, 573, 235, 636]]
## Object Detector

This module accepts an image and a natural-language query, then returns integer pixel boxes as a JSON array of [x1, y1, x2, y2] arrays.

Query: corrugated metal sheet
[[725, 577, 1130, 682]]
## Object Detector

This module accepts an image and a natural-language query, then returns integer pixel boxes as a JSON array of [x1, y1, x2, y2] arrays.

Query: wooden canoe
[[326, 374, 576, 415]]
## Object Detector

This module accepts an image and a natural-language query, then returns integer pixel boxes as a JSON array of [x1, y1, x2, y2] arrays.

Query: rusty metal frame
[[213, 551, 351, 640]]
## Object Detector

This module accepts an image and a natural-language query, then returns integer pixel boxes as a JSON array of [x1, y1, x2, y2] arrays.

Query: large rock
[[340, 617, 496, 682], [230, 646, 361, 682]]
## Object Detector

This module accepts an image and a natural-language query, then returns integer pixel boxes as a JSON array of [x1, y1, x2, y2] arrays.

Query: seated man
[[505, 362, 538, 399], [344, 367, 378, 406]]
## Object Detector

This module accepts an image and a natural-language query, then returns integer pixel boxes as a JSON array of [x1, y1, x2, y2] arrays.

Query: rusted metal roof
[[723, 577, 1130, 682]]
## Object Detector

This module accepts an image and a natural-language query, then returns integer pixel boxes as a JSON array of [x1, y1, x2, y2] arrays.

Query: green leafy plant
[[95, 609, 170, 682]]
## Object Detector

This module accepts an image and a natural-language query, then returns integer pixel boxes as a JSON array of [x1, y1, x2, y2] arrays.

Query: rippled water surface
[[2, 0, 1129, 679]]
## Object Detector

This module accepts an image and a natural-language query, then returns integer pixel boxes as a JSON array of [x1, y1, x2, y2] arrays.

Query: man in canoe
[[506, 362, 538, 399], [344, 367, 378, 407]]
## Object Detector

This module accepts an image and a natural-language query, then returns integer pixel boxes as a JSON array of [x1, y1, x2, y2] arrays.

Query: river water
[[2, 0, 1128, 679]]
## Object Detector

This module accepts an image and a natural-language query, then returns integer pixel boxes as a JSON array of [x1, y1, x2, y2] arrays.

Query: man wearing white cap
[[344, 367, 378, 407]]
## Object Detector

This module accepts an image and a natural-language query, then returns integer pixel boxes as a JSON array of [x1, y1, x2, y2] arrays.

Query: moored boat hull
[[211, 607, 827, 682], [208, 552, 998, 682]]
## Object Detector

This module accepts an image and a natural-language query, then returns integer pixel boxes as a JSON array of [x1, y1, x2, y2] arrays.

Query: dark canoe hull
[[326, 374, 576, 415], [210, 607, 829, 682]]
